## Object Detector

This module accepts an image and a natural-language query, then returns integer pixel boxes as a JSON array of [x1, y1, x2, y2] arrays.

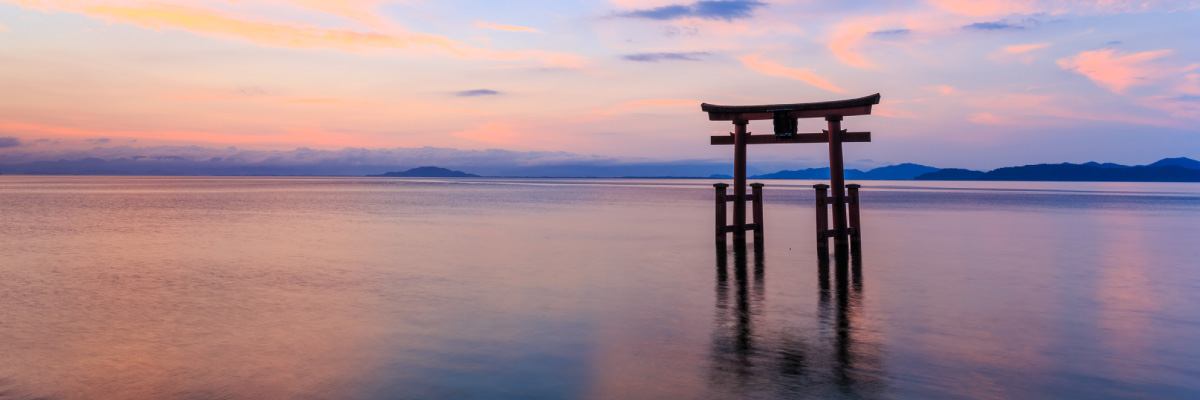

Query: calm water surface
[[1, 176, 1198, 399]]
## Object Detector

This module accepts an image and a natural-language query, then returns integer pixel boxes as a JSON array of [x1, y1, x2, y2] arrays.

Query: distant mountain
[[1148, 157, 1200, 170], [1082, 162, 1130, 168], [915, 168, 986, 180], [978, 163, 1200, 182], [751, 167, 866, 179], [860, 163, 940, 180], [368, 166, 480, 177], [753, 164, 935, 180]]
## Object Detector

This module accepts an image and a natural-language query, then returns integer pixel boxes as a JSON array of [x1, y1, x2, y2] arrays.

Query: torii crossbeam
[[702, 93, 880, 259]]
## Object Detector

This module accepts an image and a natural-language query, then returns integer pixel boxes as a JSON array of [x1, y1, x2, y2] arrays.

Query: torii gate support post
[[826, 115, 849, 258], [732, 120, 749, 240], [847, 183, 862, 256], [814, 184, 830, 260], [750, 183, 765, 243], [714, 183, 728, 245]]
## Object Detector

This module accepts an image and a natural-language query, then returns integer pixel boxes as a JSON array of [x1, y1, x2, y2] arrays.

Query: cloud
[[456, 89, 501, 97], [929, 0, 1180, 17], [451, 122, 522, 145], [869, 28, 911, 38], [475, 21, 540, 33], [1141, 95, 1200, 120], [1004, 42, 1051, 54], [0, 22, 9, 32], [1057, 49, 1198, 94], [0, 137, 21, 148], [615, 0, 766, 22], [622, 52, 710, 62], [86, 137, 112, 144], [989, 42, 1051, 64], [970, 112, 1009, 124], [11, 1, 584, 68], [927, 85, 956, 95], [0, 143, 610, 167], [612, 99, 696, 112], [740, 53, 845, 93], [963, 21, 1023, 30]]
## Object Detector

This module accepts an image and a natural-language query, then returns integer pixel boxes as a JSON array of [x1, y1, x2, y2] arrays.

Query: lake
[[1, 176, 1198, 399]]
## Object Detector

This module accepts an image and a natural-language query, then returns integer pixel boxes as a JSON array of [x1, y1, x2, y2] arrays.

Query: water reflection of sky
[[0, 177, 1197, 399]]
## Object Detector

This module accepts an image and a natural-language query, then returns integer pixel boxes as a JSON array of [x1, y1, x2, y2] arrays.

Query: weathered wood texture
[[814, 184, 829, 260], [732, 121, 748, 239], [827, 116, 849, 259], [714, 183, 728, 244], [750, 183, 765, 243], [847, 184, 862, 256]]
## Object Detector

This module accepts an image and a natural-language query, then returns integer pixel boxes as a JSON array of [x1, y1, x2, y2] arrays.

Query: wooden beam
[[711, 132, 871, 145], [706, 106, 873, 121], [702, 93, 880, 121]]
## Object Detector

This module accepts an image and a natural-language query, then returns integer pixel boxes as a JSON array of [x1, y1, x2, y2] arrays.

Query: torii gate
[[701, 93, 880, 259]]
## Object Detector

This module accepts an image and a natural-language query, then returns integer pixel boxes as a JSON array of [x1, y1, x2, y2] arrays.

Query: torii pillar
[[702, 93, 880, 259]]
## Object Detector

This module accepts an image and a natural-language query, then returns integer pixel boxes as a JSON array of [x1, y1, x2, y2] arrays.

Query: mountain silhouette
[[368, 166, 480, 177]]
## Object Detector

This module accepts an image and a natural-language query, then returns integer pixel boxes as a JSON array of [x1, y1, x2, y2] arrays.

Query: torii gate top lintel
[[700, 93, 880, 121]]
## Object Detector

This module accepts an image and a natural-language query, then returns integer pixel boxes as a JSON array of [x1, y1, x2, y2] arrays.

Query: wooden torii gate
[[701, 93, 880, 259]]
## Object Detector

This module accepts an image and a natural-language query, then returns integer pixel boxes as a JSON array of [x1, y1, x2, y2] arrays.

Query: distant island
[[367, 166, 480, 178], [749, 157, 1200, 182], [912, 157, 1200, 182]]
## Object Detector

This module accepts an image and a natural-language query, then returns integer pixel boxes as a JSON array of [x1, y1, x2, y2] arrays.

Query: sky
[[1, 0, 1199, 173]]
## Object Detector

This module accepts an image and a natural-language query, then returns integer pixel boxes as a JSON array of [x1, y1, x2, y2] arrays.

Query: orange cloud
[[740, 54, 845, 93], [451, 122, 524, 146], [1057, 49, 1197, 94], [0, 22, 9, 32], [277, 0, 388, 24], [828, 24, 875, 69], [0, 119, 339, 146], [10, 1, 584, 67], [475, 21, 540, 33]]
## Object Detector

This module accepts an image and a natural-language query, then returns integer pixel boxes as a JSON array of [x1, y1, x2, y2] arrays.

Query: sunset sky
[[1, 0, 1198, 171]]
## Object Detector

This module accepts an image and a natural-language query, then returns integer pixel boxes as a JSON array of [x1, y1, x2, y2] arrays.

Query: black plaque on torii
[[702, 93, 880, 259]]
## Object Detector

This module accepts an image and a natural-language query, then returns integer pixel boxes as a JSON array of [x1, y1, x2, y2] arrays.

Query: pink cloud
[[828, 23, 876, 69], [1057, 49, 1197, 94], [928, 0, 1168, 17], [927, 85, 957, 95], [1004, 42, 1051, 54], [970, 112, 1009, 124], [1180, 73, 1200, 95], [1140, 96, 1200, 120], [740, 54, 845, 93], [989, 42, 1051, 64], [613, 99, 696, 112], [475, 21, 540, 33]]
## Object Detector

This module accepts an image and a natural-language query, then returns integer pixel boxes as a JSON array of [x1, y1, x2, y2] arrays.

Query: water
[[1, 176, 1198, 399]]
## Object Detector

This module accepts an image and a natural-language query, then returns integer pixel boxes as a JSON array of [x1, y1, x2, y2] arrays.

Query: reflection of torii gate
[[702, 93, 880, 259]]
